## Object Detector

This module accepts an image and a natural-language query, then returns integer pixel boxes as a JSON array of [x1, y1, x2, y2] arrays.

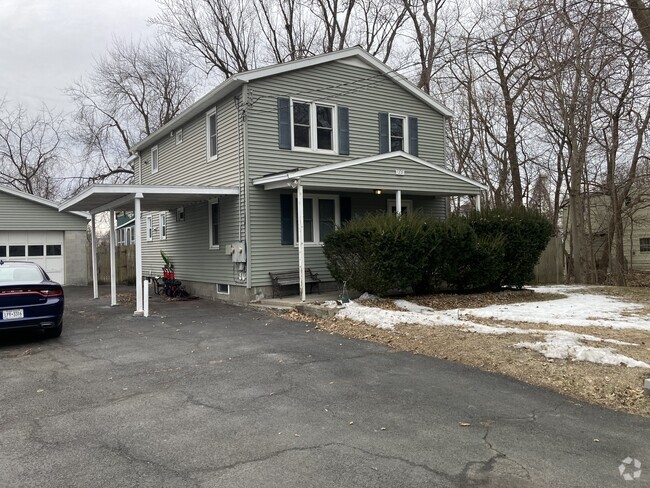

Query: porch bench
[[269, 269, 321, 298]]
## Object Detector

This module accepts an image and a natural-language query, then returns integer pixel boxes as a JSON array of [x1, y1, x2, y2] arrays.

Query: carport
[[59, 185, 239, 314]]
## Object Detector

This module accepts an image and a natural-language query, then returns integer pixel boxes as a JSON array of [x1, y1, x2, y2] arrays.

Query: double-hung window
[[151, 146, 159, 174], [206, 109, 217, 160], [293, 195, 339, 245], [209, 200, 219, 249], [389, 114, 407, 152], [159, 212, 167, 240], [291, 100, 337, 152]]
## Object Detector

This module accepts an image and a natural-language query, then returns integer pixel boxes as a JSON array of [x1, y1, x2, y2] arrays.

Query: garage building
[[0, 186, 89, 285]]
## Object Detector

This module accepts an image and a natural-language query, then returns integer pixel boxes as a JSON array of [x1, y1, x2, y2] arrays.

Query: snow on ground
[[329, 286, 650, 368]]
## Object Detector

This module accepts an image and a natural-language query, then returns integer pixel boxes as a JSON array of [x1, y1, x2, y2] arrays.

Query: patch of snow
[[358, 292, 378, 301]]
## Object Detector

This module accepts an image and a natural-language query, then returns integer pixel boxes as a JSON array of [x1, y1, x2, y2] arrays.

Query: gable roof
[[130, 46, 452, 153], [0, 185, 89, 219]]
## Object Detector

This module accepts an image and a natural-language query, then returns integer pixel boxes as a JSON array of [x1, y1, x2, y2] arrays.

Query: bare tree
[[625, 0, 650, 53], [0, 99, 63, 199], [66, 38, 198, 184]]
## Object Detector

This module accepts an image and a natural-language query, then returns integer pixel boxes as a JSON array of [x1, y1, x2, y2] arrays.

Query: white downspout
[[476, 192, 482, 212], [91, 214, 99, 299], [109, 210, 117, 306], [297, 182, 306, 302], [134, 193, 144, 315]]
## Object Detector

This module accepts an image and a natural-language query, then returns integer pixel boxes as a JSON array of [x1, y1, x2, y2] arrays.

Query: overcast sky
[[0, 0, 158, 113]]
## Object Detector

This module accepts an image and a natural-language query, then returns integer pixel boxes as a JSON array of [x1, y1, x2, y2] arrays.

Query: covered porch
[[253, 151, 487, 301], [59, 184, 239, 315]]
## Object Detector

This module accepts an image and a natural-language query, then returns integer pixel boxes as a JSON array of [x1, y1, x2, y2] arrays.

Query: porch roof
[[59, 185, 239, 214], [253, 152, 487, 195]]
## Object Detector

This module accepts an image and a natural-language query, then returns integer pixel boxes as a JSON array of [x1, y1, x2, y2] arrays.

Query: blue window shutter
[[378, 112, 389, 153], [277, 97, 291, 149], [408, 116, 419, 157], [280, 194, 293, 245], [338, 106, 349, 155], [340, 196, 352, 224]]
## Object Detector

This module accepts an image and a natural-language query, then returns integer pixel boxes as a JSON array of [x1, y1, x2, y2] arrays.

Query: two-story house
[[61, 47, 486, 313]]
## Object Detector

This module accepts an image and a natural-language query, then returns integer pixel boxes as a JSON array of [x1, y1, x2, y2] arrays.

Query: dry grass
[[283, 287, 650, 417]]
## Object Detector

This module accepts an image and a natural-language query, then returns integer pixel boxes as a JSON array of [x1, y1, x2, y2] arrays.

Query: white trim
[[159, 212, 167, 240], [388, 198, 413, 215], [216, 283, 230, 295], [388, 113, 408, 153], [146, 215, 153, 241], [206, 108, 218, 161], [129, 47, 452, 153], [292, 193, 340, 246], [253, 151, 488, 191], [208, 198, 220, 250], [151, 145, 159, 174], [289, 98, 338, 154], [175, 128, 183, 145]]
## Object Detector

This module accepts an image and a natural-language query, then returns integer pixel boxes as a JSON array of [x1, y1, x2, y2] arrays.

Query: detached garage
[[0, 186, 89, 285]]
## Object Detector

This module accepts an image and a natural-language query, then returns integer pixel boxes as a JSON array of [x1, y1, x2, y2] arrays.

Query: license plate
[[2, 309, 24, 320]]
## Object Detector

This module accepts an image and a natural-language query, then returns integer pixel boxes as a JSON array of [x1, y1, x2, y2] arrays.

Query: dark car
[[0, 260, 64, 338]]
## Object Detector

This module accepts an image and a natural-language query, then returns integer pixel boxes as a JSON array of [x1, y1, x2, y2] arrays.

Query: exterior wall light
[[373, 189, 382, 195]]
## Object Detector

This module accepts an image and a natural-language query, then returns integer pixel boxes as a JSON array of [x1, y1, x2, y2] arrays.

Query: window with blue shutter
[[338, 106, 349, 155], [280, 194, 293, 245], [378, 112, 389, 153], [408, 117, 419, 157], [277, 98, 291, 149]]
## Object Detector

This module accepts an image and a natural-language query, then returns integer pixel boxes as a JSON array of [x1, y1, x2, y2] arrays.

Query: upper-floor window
[[206, 109, 217, 160], [389, 114, 407, 152], [151, 146, 159, 174], [640, 237, 650, 253], [159, 212, 167, 240], [291, 100, 337, 153], [175, 128, 183, 145]]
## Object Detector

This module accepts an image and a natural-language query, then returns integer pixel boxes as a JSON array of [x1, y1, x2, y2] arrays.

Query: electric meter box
[[231, 241, 247, 263]]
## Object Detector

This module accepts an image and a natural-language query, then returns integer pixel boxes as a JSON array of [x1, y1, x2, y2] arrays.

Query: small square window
[[176, 128, 183, 145], [217, 283, 230, 295], [46, 245, 62, 256], [28, 245, 44, 257], [640, 238, 650, 253], [9, 245, 25, 257]]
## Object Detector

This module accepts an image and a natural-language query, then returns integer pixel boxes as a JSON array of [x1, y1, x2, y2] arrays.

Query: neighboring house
[[115, 213, 135, 246], [0, 186, 89, 285], [60, 47, 486, 310]]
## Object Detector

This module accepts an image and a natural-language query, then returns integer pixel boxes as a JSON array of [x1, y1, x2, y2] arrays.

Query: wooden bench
[[269, 269, 321, 298]]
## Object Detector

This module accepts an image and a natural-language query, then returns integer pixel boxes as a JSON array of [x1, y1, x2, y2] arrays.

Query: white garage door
[[0, 231, 65, 284]]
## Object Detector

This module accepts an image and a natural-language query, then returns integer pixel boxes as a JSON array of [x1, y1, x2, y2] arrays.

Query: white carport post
[[297, 181, 306, 302], [396, 190, 402, 216], [91, 214, 99, 299], [476, 192, 481, 212], [134, 193, 144, 315], [109, 210, 117, 306]]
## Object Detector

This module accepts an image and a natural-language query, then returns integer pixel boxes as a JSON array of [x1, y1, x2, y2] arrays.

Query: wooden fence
[[532, 236, 564, 284], [87, 244, 136, 285]]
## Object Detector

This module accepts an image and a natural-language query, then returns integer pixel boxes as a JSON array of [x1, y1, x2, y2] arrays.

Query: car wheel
[[46, 323, 63, 339]]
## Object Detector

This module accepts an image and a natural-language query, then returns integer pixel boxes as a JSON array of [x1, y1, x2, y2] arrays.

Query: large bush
[[323, 207, 552, 295]]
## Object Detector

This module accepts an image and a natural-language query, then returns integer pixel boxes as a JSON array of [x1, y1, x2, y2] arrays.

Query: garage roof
[[59, 185, 239, 214]]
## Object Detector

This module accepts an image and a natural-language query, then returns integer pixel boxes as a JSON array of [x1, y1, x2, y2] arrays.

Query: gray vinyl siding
[[136, 93, 242, 188], [0, 191, 88, 231], [245, 61, 449, 287], [300, 156, 481, 195], [248, 190, 445, 286], [140, 195, 240, 284]]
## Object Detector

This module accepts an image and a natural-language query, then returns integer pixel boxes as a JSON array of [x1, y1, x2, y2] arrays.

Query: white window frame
[[159, 212, 167, 240], [387, 199, 413, 215], [640, 237, 650, 253], [293, 194, 340, 246], [151, 145, 159, 174], [175, 128, 183, 145], [146, 215, 153, 241], [388, 113, 409, 153], [208, 199, 220, 250], [206, 109, 218, 161], [290, 98, 338, 154], [217, 283, 230, 295], [176, 206, 185, 222]]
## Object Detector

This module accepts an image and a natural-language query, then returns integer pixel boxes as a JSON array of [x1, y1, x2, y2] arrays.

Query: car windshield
[[0, 264, 44, 283]]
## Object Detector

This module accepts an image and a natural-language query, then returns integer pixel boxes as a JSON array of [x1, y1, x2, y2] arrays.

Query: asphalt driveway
[[1, 286, 648, 487]]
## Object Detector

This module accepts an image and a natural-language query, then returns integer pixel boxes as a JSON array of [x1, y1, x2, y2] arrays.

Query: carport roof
[[59, 184, 239, 214]]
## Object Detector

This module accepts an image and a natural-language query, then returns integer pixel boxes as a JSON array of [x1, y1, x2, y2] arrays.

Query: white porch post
[[476, 192, 481, 212], [109, 210, 117, 306], [134, 193, 144, 315], [396, 190, 402, 216], [297, 182, 306, 302], [91, 214, 99, 299]]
